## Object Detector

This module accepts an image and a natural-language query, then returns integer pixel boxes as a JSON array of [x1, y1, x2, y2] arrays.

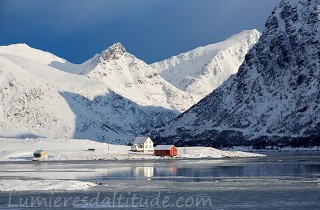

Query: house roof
[[133, 136, 152, 144], [154, 145, 175, 150]]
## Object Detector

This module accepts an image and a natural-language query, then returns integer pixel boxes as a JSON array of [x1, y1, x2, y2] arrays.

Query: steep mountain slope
[[153, 0, 320, 147], [152, 30, 261, 100], [0, 52, 177, 143], [0, 55, 76, 139], [82, 43, 196, 112]]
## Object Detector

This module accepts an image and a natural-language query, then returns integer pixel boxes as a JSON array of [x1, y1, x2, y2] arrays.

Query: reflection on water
[[0, 152, 319, 182], [128, 155, 320, 181], [132, 166, 154, 178], [1, 152, 319, 210]]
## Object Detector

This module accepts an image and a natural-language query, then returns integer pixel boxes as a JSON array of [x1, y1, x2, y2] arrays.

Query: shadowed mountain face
[[152, 0, 320, 148], [61, 90, 177, 144]]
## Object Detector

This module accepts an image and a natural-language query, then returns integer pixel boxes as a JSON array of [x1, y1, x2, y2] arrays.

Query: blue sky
[[0, 0, 280, 64]]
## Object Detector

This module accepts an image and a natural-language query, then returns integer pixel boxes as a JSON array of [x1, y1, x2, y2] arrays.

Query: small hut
[[154, 145, 177, 157], [33, 150, 48, 158]]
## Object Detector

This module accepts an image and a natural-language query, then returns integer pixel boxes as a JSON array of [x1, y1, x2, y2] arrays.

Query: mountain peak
[[101, 42, 126, 61], [151, 29, 261, 100], [226, 29, 260, 40]]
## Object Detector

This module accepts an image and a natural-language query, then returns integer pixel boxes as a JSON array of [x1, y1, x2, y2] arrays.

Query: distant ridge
[[152, 29, 261, 100]]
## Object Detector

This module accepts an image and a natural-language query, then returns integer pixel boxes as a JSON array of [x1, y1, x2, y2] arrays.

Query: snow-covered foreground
[[0, 180, 96, 192], [0, 138, 264, 162]]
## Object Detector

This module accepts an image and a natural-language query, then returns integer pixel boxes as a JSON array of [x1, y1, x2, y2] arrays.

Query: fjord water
[[0, 152, 319, 209]]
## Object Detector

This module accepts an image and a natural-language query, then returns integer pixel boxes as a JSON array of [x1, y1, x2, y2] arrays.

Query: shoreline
[[0, 138, 265, 162]]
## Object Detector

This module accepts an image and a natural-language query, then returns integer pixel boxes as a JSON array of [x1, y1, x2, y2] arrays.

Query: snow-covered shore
[[0, 138, 264, 162], [0, 138, 265, 192], [0, 180, 96, 192]]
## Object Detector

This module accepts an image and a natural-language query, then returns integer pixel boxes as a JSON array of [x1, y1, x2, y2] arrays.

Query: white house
[[131, 136, 154, 153]]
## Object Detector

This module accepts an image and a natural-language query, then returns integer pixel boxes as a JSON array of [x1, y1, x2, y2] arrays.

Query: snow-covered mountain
[[0, 43, 79, 73], [0, 55, 76, 139], [152, 30, 261, 100], [152, 0, 320, 148], [0, 44, 187, 143], [81, 43, 196, 112]]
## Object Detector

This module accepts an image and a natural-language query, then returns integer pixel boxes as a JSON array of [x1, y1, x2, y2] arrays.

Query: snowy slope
[[0, 50, 178, 143], [0, 55, 76, 139], [0, 43, 80, 73], [0, 43, 66, 65], [152, 0, 320, 147], [152, 30, 261, 100], [82, 43, 196, 112]]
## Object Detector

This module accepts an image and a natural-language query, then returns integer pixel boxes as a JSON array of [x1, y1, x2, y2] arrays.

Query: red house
[[154, 145, 177, 157]]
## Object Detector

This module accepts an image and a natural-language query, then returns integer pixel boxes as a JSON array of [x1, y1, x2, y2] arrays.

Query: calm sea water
[[0, 152, 319, 209]]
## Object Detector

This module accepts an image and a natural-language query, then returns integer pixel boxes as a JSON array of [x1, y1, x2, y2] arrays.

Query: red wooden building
[[154, 145, 177, 157]]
